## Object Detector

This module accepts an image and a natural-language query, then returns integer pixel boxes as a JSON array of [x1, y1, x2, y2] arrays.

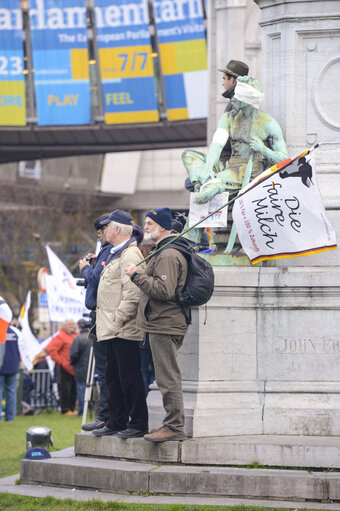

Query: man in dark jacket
[[70, 319, 92, 416], [0, 324, 20, 421], [78, 214, 112, 430], [125, 207, 189, 443]]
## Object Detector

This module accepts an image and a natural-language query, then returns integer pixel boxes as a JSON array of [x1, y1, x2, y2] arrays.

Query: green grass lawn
[[0, 494, 321, 511], [0, 409, 82, 478]]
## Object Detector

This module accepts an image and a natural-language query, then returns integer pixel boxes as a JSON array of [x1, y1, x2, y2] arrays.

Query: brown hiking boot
[[150, 426, 162, 433], [144, 426, 185, 443]]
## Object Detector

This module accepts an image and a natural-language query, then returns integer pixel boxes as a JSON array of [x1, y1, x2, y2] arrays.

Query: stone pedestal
[[147, 0, 340, 439], [147, 266, 340, 437], [255, 0, 340, 206]]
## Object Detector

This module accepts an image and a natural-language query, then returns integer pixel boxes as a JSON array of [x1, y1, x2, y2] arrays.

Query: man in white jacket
[[92, 210, 148, 439]]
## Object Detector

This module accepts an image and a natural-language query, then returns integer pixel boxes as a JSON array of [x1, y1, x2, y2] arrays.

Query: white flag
[[232, 148, 337, 264], [18, 291, 49, 372], [45, 246, 87, 322]]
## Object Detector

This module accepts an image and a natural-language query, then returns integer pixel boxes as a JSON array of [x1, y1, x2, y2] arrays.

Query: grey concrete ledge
[[1, 474, 340, 510], [74, 433, 340, 469], [19, 456, 340, 501]]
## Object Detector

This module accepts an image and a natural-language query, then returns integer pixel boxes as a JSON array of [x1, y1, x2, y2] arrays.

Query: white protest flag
[[45, 246, 87, 321], [0, 296, 12, 367], [232, 147, 337, 264], [18, 291, 53, 372]]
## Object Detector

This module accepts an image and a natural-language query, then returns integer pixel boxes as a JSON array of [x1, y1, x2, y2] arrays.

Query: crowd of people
[[72, 207, 193, 442], [1, 59, 258, 435]]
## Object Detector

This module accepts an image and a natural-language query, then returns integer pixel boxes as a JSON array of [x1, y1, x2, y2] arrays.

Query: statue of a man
[[182, 76, 289, 205]]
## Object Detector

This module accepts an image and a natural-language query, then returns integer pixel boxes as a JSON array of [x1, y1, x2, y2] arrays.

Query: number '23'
[[0, 56, 23, 75]]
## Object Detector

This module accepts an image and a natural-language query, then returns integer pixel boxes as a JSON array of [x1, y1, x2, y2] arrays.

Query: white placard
[[189, 191, 229, 228]]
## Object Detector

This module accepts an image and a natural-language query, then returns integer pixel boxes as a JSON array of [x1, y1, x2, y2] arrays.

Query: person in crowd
[[139, 334, 155, 398], [70, 319, 92, 416], [47, 319, 78, 415], [92, 210, 148, 439], [125, 207, 189, 442], [131, 222, 156, 397], [79, 214, 112, 431], [0, 322, 21, 421]]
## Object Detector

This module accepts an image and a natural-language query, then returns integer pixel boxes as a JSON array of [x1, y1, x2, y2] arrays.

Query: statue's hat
[[218, 60, 249, 77]]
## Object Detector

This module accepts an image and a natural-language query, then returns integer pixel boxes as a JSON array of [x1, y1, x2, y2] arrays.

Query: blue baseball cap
[[24, 447, 51, 460], [99, 210, 133, 227]]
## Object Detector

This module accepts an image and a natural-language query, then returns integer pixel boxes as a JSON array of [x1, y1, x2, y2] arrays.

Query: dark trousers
[[93, 338, 109, 421], [105, 338, 148, 431], [140, 335, 155, 397], [59, 367, 76, 414]]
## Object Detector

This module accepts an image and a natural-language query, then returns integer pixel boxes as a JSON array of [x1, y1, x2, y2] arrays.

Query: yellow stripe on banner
[[160, 39, 207, 75], [99, 46, 154, 79], [105, 110, 159, 124], [0, 81, 26, 126], [167, 108, 189, 121], [251, 245, 337, 265], [175, 39, 207, 73], [71, 49, 90, 80], [159, 43, 178, 74]]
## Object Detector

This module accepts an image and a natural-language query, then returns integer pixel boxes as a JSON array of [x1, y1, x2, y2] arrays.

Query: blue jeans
[[0, 373, 17, 421], [76, 380, 86, 416]]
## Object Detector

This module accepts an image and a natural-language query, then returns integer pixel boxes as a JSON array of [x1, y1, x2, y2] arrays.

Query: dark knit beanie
[[146, 207, 172, 230]]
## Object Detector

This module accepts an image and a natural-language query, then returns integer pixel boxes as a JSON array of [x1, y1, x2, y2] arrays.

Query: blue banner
[[154, 0, 208, 121], [29, 0, 91, 125], [0, 0, 26, 125], [94, 0, 159, 124]]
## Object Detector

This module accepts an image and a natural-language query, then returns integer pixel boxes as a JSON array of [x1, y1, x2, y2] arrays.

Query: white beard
[[144, 225, 161, 242]]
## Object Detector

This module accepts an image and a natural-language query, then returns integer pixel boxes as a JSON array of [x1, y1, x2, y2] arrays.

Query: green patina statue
[[182, 76, 289, 260]]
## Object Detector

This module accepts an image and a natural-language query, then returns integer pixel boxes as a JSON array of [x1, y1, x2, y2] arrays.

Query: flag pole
[[136, 194, 238, 266], [136, 144, 320, 266]]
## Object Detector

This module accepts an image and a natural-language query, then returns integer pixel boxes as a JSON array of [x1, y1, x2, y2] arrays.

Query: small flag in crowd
[[18, 291, 54, 372], [45, 245, 87, 322], [0, 296, 12, 343], [0, 296, 12, 367], [232, 146, 337, 264]]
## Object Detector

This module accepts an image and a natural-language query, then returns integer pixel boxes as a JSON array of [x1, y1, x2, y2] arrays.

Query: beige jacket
[[96, 240, 144, 342]]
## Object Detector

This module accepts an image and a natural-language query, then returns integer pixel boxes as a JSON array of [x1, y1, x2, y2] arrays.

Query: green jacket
[[96, 241, 144, 342], [131, 236, 189, 335]]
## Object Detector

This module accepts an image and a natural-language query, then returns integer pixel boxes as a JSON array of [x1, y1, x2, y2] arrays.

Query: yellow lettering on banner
[[106, 92, 134, 105], [48, 94, 79, 106]]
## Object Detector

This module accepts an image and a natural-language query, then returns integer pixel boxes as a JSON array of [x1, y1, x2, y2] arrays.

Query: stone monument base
[[19, 435, 340, 502], [147, 266, 340, 438]]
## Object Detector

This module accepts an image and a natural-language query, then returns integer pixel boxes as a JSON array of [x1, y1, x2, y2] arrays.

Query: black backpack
[[158, 237, 215, 325]]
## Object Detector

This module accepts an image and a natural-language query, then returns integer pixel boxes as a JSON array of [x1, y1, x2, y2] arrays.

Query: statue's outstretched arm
[[249, 119, 289, 164], [200, 114, 230, 184]]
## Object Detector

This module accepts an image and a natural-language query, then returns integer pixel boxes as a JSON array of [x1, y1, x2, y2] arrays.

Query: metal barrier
[[26, 369, 59, 411]]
